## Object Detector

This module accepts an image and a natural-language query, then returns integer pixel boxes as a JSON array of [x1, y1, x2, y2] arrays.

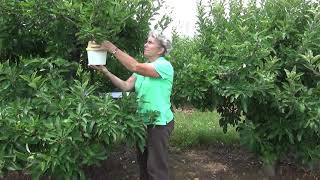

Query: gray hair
[[148, 31, 172, 55]]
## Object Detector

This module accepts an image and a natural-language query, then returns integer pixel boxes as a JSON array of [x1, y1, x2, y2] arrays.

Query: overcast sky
[[156, 0, 319, 39], [164, 0, 199, 38], [153, 0, 201, 39]]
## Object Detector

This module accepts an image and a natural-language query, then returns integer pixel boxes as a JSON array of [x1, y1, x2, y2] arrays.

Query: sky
[[154, 0, 201, 39], [155, 0, 267, 39], [163, 0, 199, 38], [156, 0, 319, 39]]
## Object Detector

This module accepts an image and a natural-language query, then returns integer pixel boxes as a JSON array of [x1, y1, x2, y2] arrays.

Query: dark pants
[[137, 120, 174, 180]]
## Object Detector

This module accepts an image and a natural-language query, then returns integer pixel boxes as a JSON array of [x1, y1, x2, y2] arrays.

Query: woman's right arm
[[89, 65, 136, 91], [101, 68, 136, 91]]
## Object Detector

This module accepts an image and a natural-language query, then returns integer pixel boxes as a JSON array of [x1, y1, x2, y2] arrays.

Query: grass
[[170, 110, 239, 149]]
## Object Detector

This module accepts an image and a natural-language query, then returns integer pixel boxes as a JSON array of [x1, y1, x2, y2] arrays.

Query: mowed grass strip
[[170, 110, 239, 149]]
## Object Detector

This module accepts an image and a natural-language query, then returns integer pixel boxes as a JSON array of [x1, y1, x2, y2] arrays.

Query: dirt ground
[[5, 144, 320, 180], [86, 144, 320, 180]]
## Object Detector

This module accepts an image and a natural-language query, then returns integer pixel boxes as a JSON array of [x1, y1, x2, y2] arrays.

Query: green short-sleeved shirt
[[134, 57, 174, 125]]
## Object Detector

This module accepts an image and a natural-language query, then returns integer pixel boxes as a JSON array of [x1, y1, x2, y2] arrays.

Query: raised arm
[[111, 48, 160, 78], [88, 41, 160, 78]]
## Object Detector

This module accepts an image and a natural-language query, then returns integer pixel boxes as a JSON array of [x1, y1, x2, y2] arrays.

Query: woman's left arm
[[101, 41, 160, 78]]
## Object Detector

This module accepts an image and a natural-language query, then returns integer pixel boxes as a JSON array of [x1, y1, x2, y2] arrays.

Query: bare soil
[[5, 144, 320, 180]]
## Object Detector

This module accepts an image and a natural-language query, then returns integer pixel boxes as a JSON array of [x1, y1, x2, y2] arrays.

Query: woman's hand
[[88, 65, 108, 73], [101, 41, 117, 53], [87, 40, 117, 53], [87, 41, 103, 49]]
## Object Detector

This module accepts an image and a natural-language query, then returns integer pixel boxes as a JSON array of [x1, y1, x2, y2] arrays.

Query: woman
[[89, 31, 174, 180]]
